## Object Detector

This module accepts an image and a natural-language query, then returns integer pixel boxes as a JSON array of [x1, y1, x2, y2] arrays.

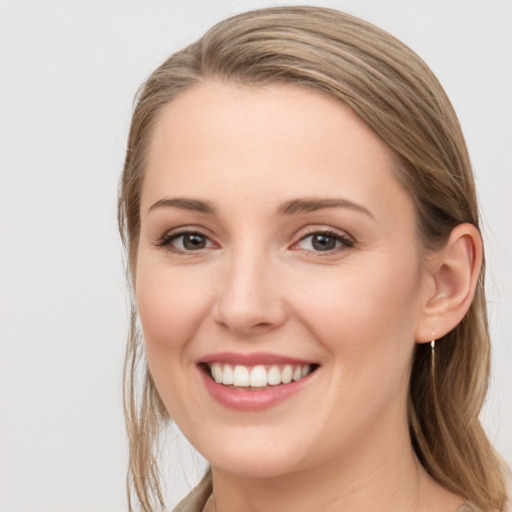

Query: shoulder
[[504, 464, 512, 512], [172, 469, 213, 512]]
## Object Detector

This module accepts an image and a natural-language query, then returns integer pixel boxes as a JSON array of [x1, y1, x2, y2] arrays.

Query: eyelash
[[156, 230, 214, 254], [292, 230, 354, 255], [156, 229, 354, 255]]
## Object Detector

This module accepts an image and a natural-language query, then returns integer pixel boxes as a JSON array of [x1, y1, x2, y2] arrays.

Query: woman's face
[[136, 82, 431, 478]]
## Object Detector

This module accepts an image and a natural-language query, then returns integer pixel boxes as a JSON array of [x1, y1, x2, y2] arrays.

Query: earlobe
[[416, 223, 483, 343]]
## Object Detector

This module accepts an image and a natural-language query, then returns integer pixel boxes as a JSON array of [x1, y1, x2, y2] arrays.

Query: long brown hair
[[118, 6, 507, 511]]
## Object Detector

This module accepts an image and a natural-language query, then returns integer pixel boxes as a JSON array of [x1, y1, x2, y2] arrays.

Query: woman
[[118, 6, 509, 512]]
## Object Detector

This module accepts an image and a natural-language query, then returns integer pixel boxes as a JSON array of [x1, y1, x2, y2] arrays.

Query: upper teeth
[[208, 363, 312, 387]]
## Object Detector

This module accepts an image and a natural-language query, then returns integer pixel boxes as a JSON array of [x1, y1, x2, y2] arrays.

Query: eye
[[294, 230, 353, 253], [157, 231, 214, 253]]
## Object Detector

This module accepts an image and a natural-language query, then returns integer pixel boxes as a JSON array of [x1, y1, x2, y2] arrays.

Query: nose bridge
[[214, 241, 286, 335]]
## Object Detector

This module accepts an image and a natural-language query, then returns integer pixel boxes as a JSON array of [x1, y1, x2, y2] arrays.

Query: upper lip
[[198, 352, 316, 366]]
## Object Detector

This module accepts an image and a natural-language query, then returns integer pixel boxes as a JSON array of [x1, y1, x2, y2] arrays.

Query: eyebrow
[[148, 196, 374, 219], [276, 197, 374, 219], [148, 197, 217, 214]]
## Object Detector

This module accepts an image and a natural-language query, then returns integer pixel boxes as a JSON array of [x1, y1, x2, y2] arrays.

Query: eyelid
[[155, 226, 218, 252], [153, 225, 354, 255], [290, 227, 355, 254]]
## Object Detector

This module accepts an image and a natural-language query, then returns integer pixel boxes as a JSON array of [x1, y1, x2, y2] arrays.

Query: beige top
[[172, 471, 479, 512], [173, 471, 212, 512]]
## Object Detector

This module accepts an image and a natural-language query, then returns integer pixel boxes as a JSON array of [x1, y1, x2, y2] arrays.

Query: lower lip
[[199, 367, 314, 411]]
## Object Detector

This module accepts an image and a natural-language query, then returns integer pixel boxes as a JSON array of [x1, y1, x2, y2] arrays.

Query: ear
[[415, 223, 483, 343]]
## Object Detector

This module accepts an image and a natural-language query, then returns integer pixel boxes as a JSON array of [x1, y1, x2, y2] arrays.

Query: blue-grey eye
[[158, 231, 214, 252], [296, 231, 352, 252], [310, 233, 338, 251], [180, 233, 208, 250]]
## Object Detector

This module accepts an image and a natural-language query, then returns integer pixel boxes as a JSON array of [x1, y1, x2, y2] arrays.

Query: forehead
[[141, 81, 413, 223]]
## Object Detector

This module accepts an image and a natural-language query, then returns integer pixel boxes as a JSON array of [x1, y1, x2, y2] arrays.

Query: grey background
[[1, 1, 510, 510]]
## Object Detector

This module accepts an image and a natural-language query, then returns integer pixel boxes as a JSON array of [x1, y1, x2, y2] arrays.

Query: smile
[[198, 354, 319, 411], [207, 363, 315, 389]]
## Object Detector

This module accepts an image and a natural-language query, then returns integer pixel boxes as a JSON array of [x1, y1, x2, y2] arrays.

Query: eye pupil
[[312, 234, 336, 251], [183, 234, 206, 250]]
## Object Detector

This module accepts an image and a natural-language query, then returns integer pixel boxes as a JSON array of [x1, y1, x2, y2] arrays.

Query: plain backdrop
[[0, 1, 510, 511]]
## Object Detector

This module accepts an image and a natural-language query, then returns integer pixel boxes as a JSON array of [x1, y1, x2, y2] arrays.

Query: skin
[[136, 82, 479, 512]]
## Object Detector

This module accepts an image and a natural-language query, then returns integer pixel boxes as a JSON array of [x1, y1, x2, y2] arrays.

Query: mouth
[[197, 353, 320, 411], [200, 362, 319, 391]]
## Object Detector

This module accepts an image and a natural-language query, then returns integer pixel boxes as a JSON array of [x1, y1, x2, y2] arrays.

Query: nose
[[212, 250, 287, 337]]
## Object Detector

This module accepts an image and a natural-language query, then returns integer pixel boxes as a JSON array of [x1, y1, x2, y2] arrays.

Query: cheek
[[291, 254, 423, 362], [134, 259, 215, 422], [293, 257, 423, 434], [135, 260, 211, 360]]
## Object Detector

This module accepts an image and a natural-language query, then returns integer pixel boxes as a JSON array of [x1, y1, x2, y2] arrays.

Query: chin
[[189, 425, 316, 479], [209, 452, 304, 479]]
